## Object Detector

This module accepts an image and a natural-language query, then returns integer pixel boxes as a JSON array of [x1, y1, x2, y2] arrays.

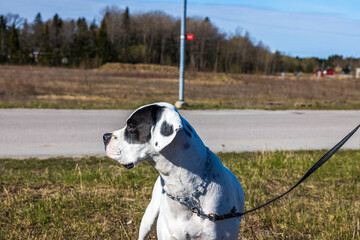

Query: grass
[[1, 64, 360, 110], [1, 150, 359, 239]]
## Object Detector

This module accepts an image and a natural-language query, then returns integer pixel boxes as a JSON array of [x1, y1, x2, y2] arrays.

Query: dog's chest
[[157, 211, 212, 240], [156, 197, 217, 240]]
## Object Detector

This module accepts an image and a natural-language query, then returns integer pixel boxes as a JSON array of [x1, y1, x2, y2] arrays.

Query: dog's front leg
[[138, 177, 161, 240]]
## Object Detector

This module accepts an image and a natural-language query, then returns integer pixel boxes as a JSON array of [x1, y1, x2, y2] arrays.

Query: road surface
[[0, 109, 359, 158]]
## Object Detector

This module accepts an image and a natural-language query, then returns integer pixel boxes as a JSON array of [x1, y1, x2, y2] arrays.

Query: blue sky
[[1, 0, 360, 58]]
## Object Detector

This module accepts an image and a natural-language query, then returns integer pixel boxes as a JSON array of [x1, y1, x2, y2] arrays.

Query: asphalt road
[[0, 109, 359, 158]]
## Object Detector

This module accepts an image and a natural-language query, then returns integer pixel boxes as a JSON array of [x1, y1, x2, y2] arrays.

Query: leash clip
[[207, 213, 217, 222]]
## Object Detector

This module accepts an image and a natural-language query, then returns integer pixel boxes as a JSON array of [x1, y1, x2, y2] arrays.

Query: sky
[[1, 0, 360, 58]]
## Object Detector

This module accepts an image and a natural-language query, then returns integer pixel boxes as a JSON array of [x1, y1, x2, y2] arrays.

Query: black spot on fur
[[185, 122, 193, 133], [160, 121, 173, 136], [125, 105, 164, 144], [231, 206, 237, 213], [185, 122, 197, 138], [155, 142, 158, 146], [183, 128, 192, 138], [160, 177, 165, 188]]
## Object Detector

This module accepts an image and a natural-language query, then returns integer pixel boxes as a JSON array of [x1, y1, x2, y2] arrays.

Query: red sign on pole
[[186, 34, 194, 40]]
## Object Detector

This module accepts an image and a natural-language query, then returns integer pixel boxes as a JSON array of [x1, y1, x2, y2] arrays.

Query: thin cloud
[[1, 0, 359, 58]]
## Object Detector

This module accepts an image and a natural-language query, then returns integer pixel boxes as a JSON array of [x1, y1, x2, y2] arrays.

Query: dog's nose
[[103, 133, 112, 144]]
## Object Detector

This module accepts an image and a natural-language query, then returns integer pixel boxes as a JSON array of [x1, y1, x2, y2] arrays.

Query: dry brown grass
[[0, 64, 359, 109], [98, 63, 179, 74]]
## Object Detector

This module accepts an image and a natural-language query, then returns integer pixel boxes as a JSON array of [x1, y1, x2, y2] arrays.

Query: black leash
[[207, 124, 360, 221]]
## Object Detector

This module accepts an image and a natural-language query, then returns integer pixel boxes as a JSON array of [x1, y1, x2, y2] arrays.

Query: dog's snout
[[103, 133, 112, 144]]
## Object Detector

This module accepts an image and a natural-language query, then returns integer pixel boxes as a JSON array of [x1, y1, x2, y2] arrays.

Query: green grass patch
[[1, 151, 359, 239]]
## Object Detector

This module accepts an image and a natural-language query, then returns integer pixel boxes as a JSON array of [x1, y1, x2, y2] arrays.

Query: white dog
[[103, 102, 245, 239]]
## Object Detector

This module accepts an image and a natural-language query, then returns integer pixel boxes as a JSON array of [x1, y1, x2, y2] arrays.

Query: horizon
[[1, 0, 360, 59]]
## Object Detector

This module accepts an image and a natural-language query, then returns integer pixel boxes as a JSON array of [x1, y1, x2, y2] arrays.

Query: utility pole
[[175, 0, 187, 108]]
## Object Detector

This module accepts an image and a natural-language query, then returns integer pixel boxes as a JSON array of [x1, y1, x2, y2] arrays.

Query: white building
[[356, 68, 360, 79]]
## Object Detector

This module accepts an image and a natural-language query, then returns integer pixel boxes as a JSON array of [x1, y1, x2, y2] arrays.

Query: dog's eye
[[127, 124, 136, 133]]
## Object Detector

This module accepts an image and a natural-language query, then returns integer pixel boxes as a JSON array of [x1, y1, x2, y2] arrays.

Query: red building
[[315, 69, 334, 77], [325, 69, 334, 75]]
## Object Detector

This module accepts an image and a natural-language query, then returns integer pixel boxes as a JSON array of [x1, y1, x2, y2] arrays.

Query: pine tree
[[97, 13, 113, 64], [0, 15, 8, 63], [73, 17, 89, 66], [88, 21, 98, 66], [122, 7, 130, 44], [21, 20, 34, 64], [52, 14, 62, 37], [51, 13, 63, 65], [39, 25, 52, 65], [32, 13, 44, 51], [9, 23, 20, 64], [34, 13, 42, 25], [120, 7, 131, 62]]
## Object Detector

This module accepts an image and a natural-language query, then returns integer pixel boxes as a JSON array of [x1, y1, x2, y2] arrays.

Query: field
[[1, 64, 360, 109], [1, 150, 359, 239]]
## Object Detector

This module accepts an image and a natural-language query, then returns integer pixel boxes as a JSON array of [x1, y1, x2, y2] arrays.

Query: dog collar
[[162, 147, 212, 215]]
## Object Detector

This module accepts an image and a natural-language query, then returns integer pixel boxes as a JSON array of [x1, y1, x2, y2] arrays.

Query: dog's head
[[103, 102, 183, 169]]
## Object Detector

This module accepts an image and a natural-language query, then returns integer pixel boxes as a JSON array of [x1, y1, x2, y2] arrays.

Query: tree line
[[1, 7, 359, 73]]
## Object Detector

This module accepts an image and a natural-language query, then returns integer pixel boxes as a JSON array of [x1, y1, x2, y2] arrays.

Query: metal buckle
[[191, 206, 201, 216], [188, 202, 201, 216]]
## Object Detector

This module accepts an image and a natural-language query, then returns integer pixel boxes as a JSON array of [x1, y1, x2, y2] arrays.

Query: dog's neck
[[150, 130, 208, 198]]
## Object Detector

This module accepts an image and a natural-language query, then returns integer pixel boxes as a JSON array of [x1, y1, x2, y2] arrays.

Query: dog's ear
[[151, 104, 183, 151]]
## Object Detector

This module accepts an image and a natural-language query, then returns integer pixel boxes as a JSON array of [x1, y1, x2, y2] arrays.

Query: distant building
[[294, 72, 301, 77], [32, 51, 52, 63], [315, 70, 324, 77], [356, 68, 360, 79], [334, 66, 342, 73], [326, 69, 334, 76], [315, 68, 334, 77]]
